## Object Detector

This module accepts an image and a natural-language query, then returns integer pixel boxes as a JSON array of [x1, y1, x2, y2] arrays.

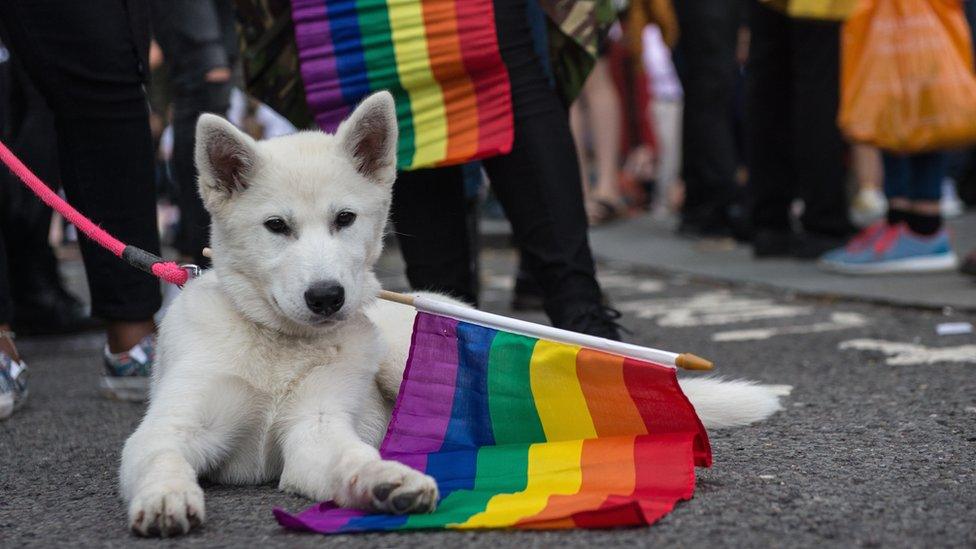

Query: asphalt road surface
[[2, 250, 975, 547]]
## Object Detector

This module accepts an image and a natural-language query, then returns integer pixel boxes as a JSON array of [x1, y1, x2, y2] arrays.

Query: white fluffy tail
[[677, 377, 791, 429]]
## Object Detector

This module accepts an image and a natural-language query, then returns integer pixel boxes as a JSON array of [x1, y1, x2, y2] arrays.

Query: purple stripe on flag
[[378, 312, 461, 471], [290, 0, 350, 131], [274, 312, 461, 533]]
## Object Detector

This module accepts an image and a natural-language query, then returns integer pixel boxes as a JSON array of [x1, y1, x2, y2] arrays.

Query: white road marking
[[712, 312, 869, 342], [597, 273, 664, 293], [839, 339, 976, 365], [616, 290, 811, 327], [483, 272, 665, 294]]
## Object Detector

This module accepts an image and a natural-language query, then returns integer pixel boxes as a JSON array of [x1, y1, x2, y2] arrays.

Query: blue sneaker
[[100, 334, 155, 402], [0, 347, 28, 420], [820, 221, 888, 264], [820, 224, 959, 275]]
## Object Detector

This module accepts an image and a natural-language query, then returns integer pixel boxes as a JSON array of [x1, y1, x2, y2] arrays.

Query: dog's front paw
[[346, 460, 438, 514], [128, 479, 205, 537]]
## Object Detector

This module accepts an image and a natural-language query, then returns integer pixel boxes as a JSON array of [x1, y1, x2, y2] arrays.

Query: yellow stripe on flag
[[458, 440, 585, 528], [387, 0, 447, 166], [529, 340, 598, 441]]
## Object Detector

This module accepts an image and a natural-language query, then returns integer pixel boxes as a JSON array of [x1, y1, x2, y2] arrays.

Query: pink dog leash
[[0, 139, 193, 287]]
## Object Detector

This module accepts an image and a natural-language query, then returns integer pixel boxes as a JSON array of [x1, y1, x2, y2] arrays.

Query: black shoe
[[556, 302, 624, 341], [677, 216, 733, 239], [753, 229, 793, 258], [12, 287, 101, 336], [791, 232, 848, 260]]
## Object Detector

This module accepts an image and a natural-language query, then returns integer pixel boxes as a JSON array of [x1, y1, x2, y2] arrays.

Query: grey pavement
[[2, 247, 975, 547], [589, 212, 976, 311]]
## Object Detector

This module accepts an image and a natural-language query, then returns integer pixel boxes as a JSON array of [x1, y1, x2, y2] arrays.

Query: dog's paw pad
[[352, 460, 439, 515], [372, 482, 398, 502], [128, 480, 205, 537]]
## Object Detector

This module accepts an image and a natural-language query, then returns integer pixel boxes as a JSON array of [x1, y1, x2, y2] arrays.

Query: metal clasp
[[180, 263, 202, 280]]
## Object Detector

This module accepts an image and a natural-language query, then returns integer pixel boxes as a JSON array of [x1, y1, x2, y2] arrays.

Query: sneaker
[[0, 350, 28, 420], [100, 334, 155, 402], [819, 224, 959, 275], [820, 221, 889, 263]]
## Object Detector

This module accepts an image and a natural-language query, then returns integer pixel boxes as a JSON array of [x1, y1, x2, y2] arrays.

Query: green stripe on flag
[[488, 332, 546, 444], [355, 0, 416, 167]]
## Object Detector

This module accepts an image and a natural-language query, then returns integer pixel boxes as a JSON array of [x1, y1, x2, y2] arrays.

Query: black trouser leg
[[747, 1, 794, 233], [390, 166, 478, 305], [791, 18, 852, 237], [483, 0, 601, 323], [0, 0, 161, 321], [152, 0, 236, 265], [674, 0, 741, 224], [0, 60, 65, 304]]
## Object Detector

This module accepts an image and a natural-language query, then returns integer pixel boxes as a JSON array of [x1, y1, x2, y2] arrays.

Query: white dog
[[119, 92, 789, 537]]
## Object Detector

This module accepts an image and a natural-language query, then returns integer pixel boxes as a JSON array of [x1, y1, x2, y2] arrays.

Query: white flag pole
[[377, 290, 713, 371]]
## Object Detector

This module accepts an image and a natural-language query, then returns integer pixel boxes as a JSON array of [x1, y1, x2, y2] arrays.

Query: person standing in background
[[0, 47, 96, 335], [0, 0, 165, 415], [747, 0, 856, 259], [672, 0, 742, 238], [150, 0, 237, 268]]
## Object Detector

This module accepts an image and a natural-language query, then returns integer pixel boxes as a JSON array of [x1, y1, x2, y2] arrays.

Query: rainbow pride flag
[[289, 0, 514, 170], [274, 311, 712, 533]]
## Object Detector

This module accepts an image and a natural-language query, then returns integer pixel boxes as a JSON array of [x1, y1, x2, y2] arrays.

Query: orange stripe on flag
[[515, 436, 637, 528], [421, 0, 479, 163], [577, 349, 648, 437]]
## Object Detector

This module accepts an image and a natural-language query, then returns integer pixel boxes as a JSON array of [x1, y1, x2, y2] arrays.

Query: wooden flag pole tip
[[377, 289, 415, 307], [676, 353, 714, 371]]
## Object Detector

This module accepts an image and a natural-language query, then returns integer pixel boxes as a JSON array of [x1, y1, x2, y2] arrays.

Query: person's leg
[[746, 0, 794, 254], [151, 0, 234, 266], [580, 57, 625, 214], [390, 166, 478, 305], [790, 17, 852, 243], [651, 98, 683, 217], [882, 153, 912, 225], [484, 0, 614, 337], [673, 0, 741, 235], [905, 152, 946, 235], [0, 59, 94, 335], [0, 0, 161, 352]]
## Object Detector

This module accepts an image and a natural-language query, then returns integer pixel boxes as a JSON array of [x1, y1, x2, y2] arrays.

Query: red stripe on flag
[[453, 0, 512, 158]]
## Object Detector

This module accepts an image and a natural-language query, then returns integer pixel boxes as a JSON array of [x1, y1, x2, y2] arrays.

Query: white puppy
[[120, 92, 788, 538]]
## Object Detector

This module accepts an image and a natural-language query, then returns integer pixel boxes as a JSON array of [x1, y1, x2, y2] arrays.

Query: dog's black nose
[[304, 281, 345, 317]]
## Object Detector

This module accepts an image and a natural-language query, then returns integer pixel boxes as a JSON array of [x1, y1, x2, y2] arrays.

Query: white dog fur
[[119, 92, 789, 537]]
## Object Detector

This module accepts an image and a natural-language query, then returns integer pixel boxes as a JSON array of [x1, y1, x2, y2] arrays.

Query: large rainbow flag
[[274, 309, 712, 534], [289, 0, 514, 170]]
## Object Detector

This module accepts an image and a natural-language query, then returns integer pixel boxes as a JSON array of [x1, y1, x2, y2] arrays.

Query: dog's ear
[[195, 114, 260, 207], [336, 91, 398, 185]]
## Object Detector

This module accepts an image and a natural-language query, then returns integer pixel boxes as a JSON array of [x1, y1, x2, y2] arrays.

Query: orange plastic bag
[[838, 0, 976, 152]]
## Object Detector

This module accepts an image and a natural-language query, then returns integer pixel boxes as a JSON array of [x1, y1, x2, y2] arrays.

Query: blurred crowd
[[562, 0, 976, 276]]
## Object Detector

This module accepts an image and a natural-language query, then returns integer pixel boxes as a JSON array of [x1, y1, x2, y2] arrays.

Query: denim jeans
[[883, 152, 946, 202]]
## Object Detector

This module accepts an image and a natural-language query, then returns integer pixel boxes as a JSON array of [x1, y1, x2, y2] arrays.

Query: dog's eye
[[335, 211, 357, 229], [264, 217, 291, 235]]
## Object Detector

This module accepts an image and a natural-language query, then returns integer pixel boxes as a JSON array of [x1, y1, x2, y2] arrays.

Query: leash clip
[[180, 264, 202, 280]]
